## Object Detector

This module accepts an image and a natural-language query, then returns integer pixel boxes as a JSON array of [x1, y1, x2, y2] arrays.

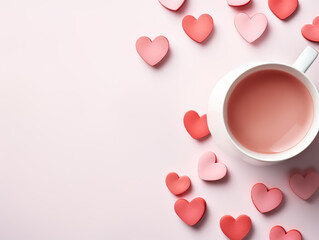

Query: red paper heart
[[268, 0, 298, 20], [182, 14, 214, 43], [183, 111, 210, 139], [158, 0, 185, 11], [174, 197, 206, 226], [136, 36, 169, 66], [251, 183, 283, 213], [220, 215, 252, 240], [301, 16, 319, 42], [270, 226, 302, 240], [165, 172, 191, 195], [289, 170, 319, 200]]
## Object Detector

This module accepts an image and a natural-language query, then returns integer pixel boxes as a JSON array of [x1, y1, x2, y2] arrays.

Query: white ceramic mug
[[207, 46, 319, 166]]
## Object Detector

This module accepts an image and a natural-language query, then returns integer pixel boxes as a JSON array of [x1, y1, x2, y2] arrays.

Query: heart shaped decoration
[[158, 0, 185, 11], [198, 152, 227, 181], [227, 0, 251, 7], [182, 14, 214, 43], [165, 172, 191, 195], [174, 197, 206, 226], [251, 183, 283, 213], [136, 36, 169, 66], [270, 226, 302, 240], [301, 16, 319, 42], [234, 13, 268, 43], [289, 170, 319, 200], [183, 110, 210, 140], [268, 0, 298, 20], [220, 215, 252, 240]]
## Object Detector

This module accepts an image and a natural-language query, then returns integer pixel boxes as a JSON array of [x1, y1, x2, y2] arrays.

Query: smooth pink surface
[[136, 36, 169, 66], [251, 183, 283, 213], [302, 16, 319, 42], [1, 1, 319, 239], [174, 198, 206, 226], [158, 0, 185, 11], [227, 0, 251, 7], [227, 69, 314, 154], [234, 13, 268, 43], [289, 170, 319, 200], [268, 0, 298, 20], [270, 226, 302, 240], [166, 172, 191, 195], [220, 215, 252, 240], [182, 14, 214, 43], [198, 152, 227, 181]]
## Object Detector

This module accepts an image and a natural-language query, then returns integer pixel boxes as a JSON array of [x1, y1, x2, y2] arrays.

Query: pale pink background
[[0, 0, 319, 239]]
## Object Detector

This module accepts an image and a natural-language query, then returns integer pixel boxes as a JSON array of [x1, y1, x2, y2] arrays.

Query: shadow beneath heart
[[244, 221, 256, 240], [193, 204, 209, 230]]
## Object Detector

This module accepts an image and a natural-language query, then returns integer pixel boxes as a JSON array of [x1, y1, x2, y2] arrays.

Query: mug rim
[[221, 62, 319, 162]]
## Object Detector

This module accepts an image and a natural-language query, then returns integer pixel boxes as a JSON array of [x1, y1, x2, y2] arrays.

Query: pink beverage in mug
[[227, 69, 314, 154]]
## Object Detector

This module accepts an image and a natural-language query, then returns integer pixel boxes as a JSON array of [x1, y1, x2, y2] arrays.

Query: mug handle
[[292, 46, 318, 73]]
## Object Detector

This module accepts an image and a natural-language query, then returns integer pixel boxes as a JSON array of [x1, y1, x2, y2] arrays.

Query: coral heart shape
[[174, 197, 206, 226], [182, 14, 214, 43], [198, 152, 227, 181], [234, 13, 268, 43], [220, 215, 252, 240], [270, 226, 302, 240], [301, 16, 319, 42], [165, 172, 191, 195], [227, 0, 251, 7], [289, 170, 319, 200], [183, 110, 210, 140], [136, 36, 169, 66], [158, 0, 185, 11], [251, 183, 283, 213], [268, 0, 298, 20]]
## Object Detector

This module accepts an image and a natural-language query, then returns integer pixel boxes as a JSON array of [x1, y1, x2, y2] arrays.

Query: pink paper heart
[[289, 170, 319, 200], [136, 36, 169, 66], [270, 226, 302, 240], [198, 152, 227, 181], [227, 0, 251, 7], [251, 183, 283, 213], [158, 0, 185, 11], [234, 13, 268, 43]]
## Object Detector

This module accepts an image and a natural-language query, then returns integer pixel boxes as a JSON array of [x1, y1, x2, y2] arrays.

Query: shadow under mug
[[208, 47, 319, 165]]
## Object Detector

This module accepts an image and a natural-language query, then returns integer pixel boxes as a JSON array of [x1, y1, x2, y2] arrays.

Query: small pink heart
[[234, 13, 268, 43], [136, 36, 169, 66], [289, 170, 319, 200], [251, 183, 283, 213], [158, 0, 185, 11], [270, 225, 302, 240], [198, 152, 227, 181], [227, 0, 251, 7]]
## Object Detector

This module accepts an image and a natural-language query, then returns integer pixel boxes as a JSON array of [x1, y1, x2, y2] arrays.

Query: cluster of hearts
[[165, 110, 319, 240], [136, 0, 319, 67]]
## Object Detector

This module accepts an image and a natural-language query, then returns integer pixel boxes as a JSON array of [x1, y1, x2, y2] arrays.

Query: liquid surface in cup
[[227, 69, 314, 154]]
